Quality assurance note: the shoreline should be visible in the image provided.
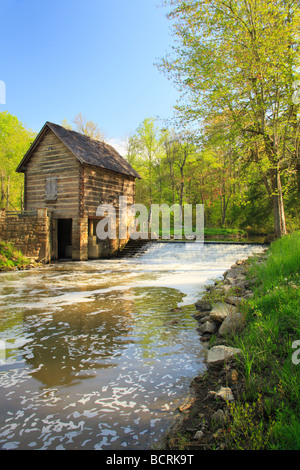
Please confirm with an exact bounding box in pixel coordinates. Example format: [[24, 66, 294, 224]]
[[160, 250, 267, 450], [0, 260, 44, 273]]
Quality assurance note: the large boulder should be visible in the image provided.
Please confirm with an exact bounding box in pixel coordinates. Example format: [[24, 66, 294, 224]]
[[198, 321, 217, 335], [224, 265, 247, 280], [225, 296, 243, 306], [209, 303, 237, 323], [206, 345, 242, 368], [219, 312, 245, 336], [195, 299, 213, 312]]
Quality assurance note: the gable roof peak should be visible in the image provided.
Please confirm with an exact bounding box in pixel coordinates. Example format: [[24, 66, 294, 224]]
[[17, 121, 141, 179]]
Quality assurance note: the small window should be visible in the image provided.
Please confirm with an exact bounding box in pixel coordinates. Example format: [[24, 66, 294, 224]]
[[45, 177, 58, 201]]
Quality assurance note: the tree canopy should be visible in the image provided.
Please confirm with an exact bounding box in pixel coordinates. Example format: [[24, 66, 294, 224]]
[[0, 112, 35, 210], [158, 0, 300, 236]]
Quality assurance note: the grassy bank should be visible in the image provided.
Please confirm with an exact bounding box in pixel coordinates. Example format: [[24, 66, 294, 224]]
[[223, 231, 300, 449], [163, 231, 299, 451], [204, 227, 247, 239], [0, 240, 32, 271], [157, 227, 248, 239]]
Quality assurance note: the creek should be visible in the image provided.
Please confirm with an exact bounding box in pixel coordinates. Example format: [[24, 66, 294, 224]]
[[0, 241, 264, 450]]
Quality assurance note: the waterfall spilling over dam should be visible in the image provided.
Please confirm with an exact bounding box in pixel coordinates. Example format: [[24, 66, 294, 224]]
[[0, 242, 264, 450]]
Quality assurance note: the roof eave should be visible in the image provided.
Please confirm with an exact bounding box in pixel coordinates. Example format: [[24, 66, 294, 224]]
[[16, 121, 142, 180]]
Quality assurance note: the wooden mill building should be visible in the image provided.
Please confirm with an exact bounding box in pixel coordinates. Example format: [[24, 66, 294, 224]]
[[16, 121, 141, 261]]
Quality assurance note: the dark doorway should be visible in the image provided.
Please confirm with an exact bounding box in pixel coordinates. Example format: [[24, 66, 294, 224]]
[[57, 219, 72, 259]]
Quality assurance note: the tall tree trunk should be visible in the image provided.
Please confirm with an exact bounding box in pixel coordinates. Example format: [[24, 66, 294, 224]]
[[221, 195, 226, 226], [6, 175, 10, 210], [179, 173, 184, 207], [0, 171, 5, 206], [271, 170, 287, 237]]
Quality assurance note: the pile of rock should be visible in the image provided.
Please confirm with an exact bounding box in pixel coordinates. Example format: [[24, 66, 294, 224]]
[[194, 259, 255, 344], [192, 259, 256, 414], [163, 256, 264, 450]]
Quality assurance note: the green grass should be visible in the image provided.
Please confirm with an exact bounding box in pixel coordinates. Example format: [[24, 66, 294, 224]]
[[225, 231, 300, 449], [0, 239, 31, 271], [249, 231, 300, 289], [204, 227, 247, 237], [157, 226, 247, 238]]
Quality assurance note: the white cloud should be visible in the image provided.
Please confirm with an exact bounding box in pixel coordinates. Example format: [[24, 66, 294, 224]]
[[106, 137, 129, 157]]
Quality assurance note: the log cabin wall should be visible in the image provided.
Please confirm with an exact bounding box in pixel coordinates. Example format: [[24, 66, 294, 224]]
[[24, 129, 80, 218], [83, 164, 135, 256], [83, 164, 135, 216], [23, 129, 84, 260]]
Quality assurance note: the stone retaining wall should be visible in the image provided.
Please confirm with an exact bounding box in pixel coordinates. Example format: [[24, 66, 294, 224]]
[[0, 208, 51, 263]]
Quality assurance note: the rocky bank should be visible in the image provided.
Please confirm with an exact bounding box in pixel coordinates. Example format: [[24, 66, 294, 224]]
[[161, 251, 266, 450]]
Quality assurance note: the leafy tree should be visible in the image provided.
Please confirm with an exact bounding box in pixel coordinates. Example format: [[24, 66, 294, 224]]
[[159, 0, 300, 236], [126, 118, 164, 210], [0, 112, 35, 210], [161, 128, 179, 205], [161, 128, 197, 206]]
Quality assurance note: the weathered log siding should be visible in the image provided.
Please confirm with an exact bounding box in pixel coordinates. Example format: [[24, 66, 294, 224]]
[[24, 130, 80, 218], [83, 165, 135, 253], [83, 165, 135, 217]]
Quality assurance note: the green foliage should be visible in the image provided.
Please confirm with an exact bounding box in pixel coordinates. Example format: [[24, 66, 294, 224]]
[[225, 394, 276, 450], [0, 239, 31, 270], [204, 227, 246, 237], [249, 230, 300, 289], [228, 232, 300, 449], [126, 118, 198, 208], [126, 116, 272, 232], [159, 0, 300, 236], [0, 112, 35, 210], [270, 409, 300, 450]]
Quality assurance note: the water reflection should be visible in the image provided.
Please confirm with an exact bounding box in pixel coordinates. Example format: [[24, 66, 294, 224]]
[[17, 286, 193, 388], [22, 293, 134, 387]]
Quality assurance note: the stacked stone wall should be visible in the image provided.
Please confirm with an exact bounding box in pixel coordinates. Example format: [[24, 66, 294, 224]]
[[0, 208, 51, 263]]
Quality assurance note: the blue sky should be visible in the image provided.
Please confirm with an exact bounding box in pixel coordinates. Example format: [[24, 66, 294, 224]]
[[0, 0, 179, 153]]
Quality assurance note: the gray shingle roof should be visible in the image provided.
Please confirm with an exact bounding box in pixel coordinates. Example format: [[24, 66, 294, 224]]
[[16, 121, 141, 179]]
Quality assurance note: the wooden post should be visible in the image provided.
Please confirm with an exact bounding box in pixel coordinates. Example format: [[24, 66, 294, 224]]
[[37, 208, 51, 263]]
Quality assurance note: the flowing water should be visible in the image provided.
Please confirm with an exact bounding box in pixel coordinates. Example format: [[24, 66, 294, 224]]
[[0, 241, 264, 450]]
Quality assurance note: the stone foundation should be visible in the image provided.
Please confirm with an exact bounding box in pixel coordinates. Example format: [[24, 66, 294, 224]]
[[0, 209, 130, 263], [0, 208, 51, 263]]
